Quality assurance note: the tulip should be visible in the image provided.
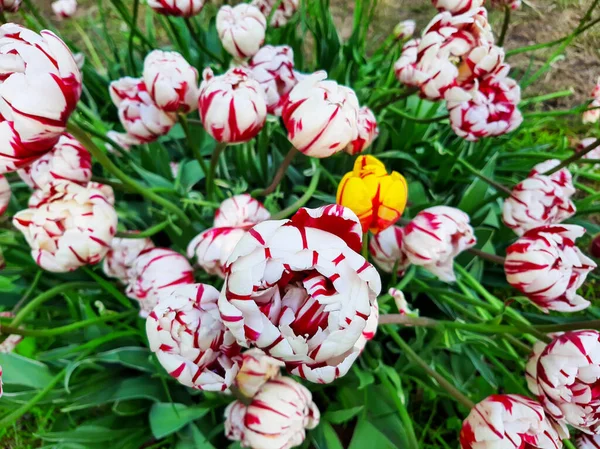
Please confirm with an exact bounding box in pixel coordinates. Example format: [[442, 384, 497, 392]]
[[248, 45, 298, 116], [0, 175, 10, 216], [389, 288, 414, 315], [0, 312, 23, 354], [526, 330, 600, 434], [344, 106, 379, 155], [0, 24, 82, 174], [577, 434, 600, 449], [282, 71, 359, 158], [12, 181, 117, 273], [460, 394, 565, 449], [432, 0, 483, 14], [490, 0, 522, 9], [199, 67, 267, 143], [577, 138, 600, 162], [102, 235, 155, 283], [0, 0, 21, 12], [51, 0, 77, 18], [583, 99, 600, 124], [403, 206, 476, 282], [146, 283, 241, 391], [147, 0, 204, 17], [17, 133, 92, 190], [217, 4, 266, 60], [393, 20, 416, 40], [234, 349, 284, 398], [458, 43, 505, 85], [505, 225, 596, 312], [126, 247, 195, 317], [337, 156, 408, 234], [109, 77, 177, 143], [225, 376, 320, 449], [369, 225, 411, 276], [251, 0, 299, 27], [529, 159, 576, 194], [218, 205, 381, 384], [355, 300, 379, 352], [143, 50, 199, 113]]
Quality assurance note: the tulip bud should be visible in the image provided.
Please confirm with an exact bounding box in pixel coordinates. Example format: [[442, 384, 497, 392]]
[[218, 205, 381, 384], [369, 225, 411, 275], [248, 45, 298, 116], [146, 283, 241, 391], [217, 4, 266, 60], [143, 50, 199, 113], [282, 71, 360, 158], [0, 0, 21, 12], [393, 20, 416, 40], [234, 349, 284, 398], [126, 247, 194, 317], [432, 0, 483, 14], [344, 106, 379, 155], [337, 156, 408, 234], [578, 434, 600, 449], [403, 206, 476, 282], [102, 235, 155, 283], [0, 175, 10, 216], [13, 181, 117, 273], [526, 330, 600, 434], [389, 288, 413, 315], [460, 394, 566, 449], [505, 225, 596, 312], [0, 24, 82, 174], [17, 133, 92, 190], [51, 0, 77, 18], [199, 67, 267, 143], [225, 376, 320, 449], [147, 0, 204, 17], [251, 0, 299, 27]]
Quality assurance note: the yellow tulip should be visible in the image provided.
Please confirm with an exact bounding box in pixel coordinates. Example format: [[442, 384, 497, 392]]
[[336, 155, 408, 234]]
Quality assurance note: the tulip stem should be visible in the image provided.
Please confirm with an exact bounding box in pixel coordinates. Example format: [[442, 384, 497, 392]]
[[362, 233, 369, 259], [11, 270, 43, 314], [467, 248, 505, 265], [542, 138, 600, 175], [498, 5, 511, 47], [255, 147, 299, 196], [67, 122, 191, 225], [389, 332, 476, 409], [374, 88, 419, 111], [115, 219, 172, 239], [179, 114, 210, 178], [271, 162, 321, 220], [206, 142, 228, 201], [456, 158, 513, 196]]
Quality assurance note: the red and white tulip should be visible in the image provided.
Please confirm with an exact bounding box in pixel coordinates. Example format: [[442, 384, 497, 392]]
[[17, 133, 91, 190], [51, 0, 77, 18], [505, 225, 596, 312], [146, 283, 241, 391], [126, 247, 195, 317], [0, 0, 21, 12], [102, 235, 155, 283], [490, 0, 522, 9], [402, 206, 476, 282], [216, 4, 266, 60], [218, 205, 381, 384], [0, 175, 10, 216], [369, 225, 411, 276], [460, 394, 565, 449], [199, 68, 267, 143], [458, 43, 505, 85], [251, 0, 299, 27], [577, 137, 600, 161], [147, 0, 204, 17], [0, 24, 82, 174], [393, 20, 416, 40], [234, 348, 284, 398], [526, 330, 600, 434], [344, 106, 379, 155], [143, 50, 199, 113], [225, 376, 320, 449], [432, 0, 484, 14], [583, 99, 600, 124], [12, 181, 117, 273], [282, 71, 359, 158], [577, 434, 600, 449]]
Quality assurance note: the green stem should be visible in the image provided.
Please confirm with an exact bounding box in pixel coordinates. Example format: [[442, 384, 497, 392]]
[[389, 107, 449, 123], [67, 122, 191, 225], [179, 114, 209, 177], [373, 88, 419, 111], [271, 163, 321, 220], [116, 219, 172, 239], [520, 89, 573, 107], [206, 142, 228, 201], [12, 270, 43, 313], [456, 158, 513, 196], [497, 5, 511, 47], [127, 0, 140, 73], [362, 233, 369, 259], [183, 18, 224, 64], [254, 147, 299, 196], [467, 248, 505, 265], [543, 138, 600, 175]]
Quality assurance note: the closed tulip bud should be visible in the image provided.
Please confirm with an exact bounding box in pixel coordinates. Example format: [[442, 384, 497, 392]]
[[147, 0, 204, 17], [0, 24, 82, 174], [505, 225, 596, 313], [143, 50, 199, 113], [337, 156, 408, 234], [344, 106, 379, 155], [369, 225, 411, 276], [102, 235, 155, 283], [0, 175, 10, 216], [432, 0, 483, 14], [51, 0, 77, 18], [225, 377, 320, 449], [234, 349, 284, 398], [251, 0, 299, 27], [13, 181, 117, 273], [199, 67, 267, 143], [146, 283, 241, 391], [248, 45, 298, 116], [218, 205, 381, 384], [578, 434, 600, 449], [282, 71, 360, 158], [393, 20, 416, 40], [0, 0, 21, 12], [389, 288, 413, 315], [460, 394, 565, 449], [126, 247, 195, 317], [17, 133, 92, 190], [526, 330, 600, 434], [403, 206, 476, 282], [217, 4, 266, 60]]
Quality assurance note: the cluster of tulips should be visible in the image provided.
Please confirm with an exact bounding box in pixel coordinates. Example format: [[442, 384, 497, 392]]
[[0, 0, 598, 448]]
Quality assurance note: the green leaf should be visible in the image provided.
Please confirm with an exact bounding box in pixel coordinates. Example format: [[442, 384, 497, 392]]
[[458, 154, 497, 214], [464, 346, 498, 389], [324, 406, 364, 424], [0, 353, 53, 389], [95, 347, 154, 373], [37, 425, 134, 443], [348, 418, 398, 449], [149, 403, 209, 439], [180, 160, 205, 191]]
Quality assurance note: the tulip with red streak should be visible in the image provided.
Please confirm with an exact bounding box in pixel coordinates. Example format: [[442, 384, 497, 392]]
[[344, 106, 379, 155], [147, 0, 204, 17], [102, 235, 155, 283], [0, 175, 10, 216], [234, 348, 284, 398], [369, 225, 411, 276], [251, 0, 299, 27], [51, 0, 77, 18], [432, 0, 483, 14], [0, 0, 21, 12], [216, 4, 266, 60]]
